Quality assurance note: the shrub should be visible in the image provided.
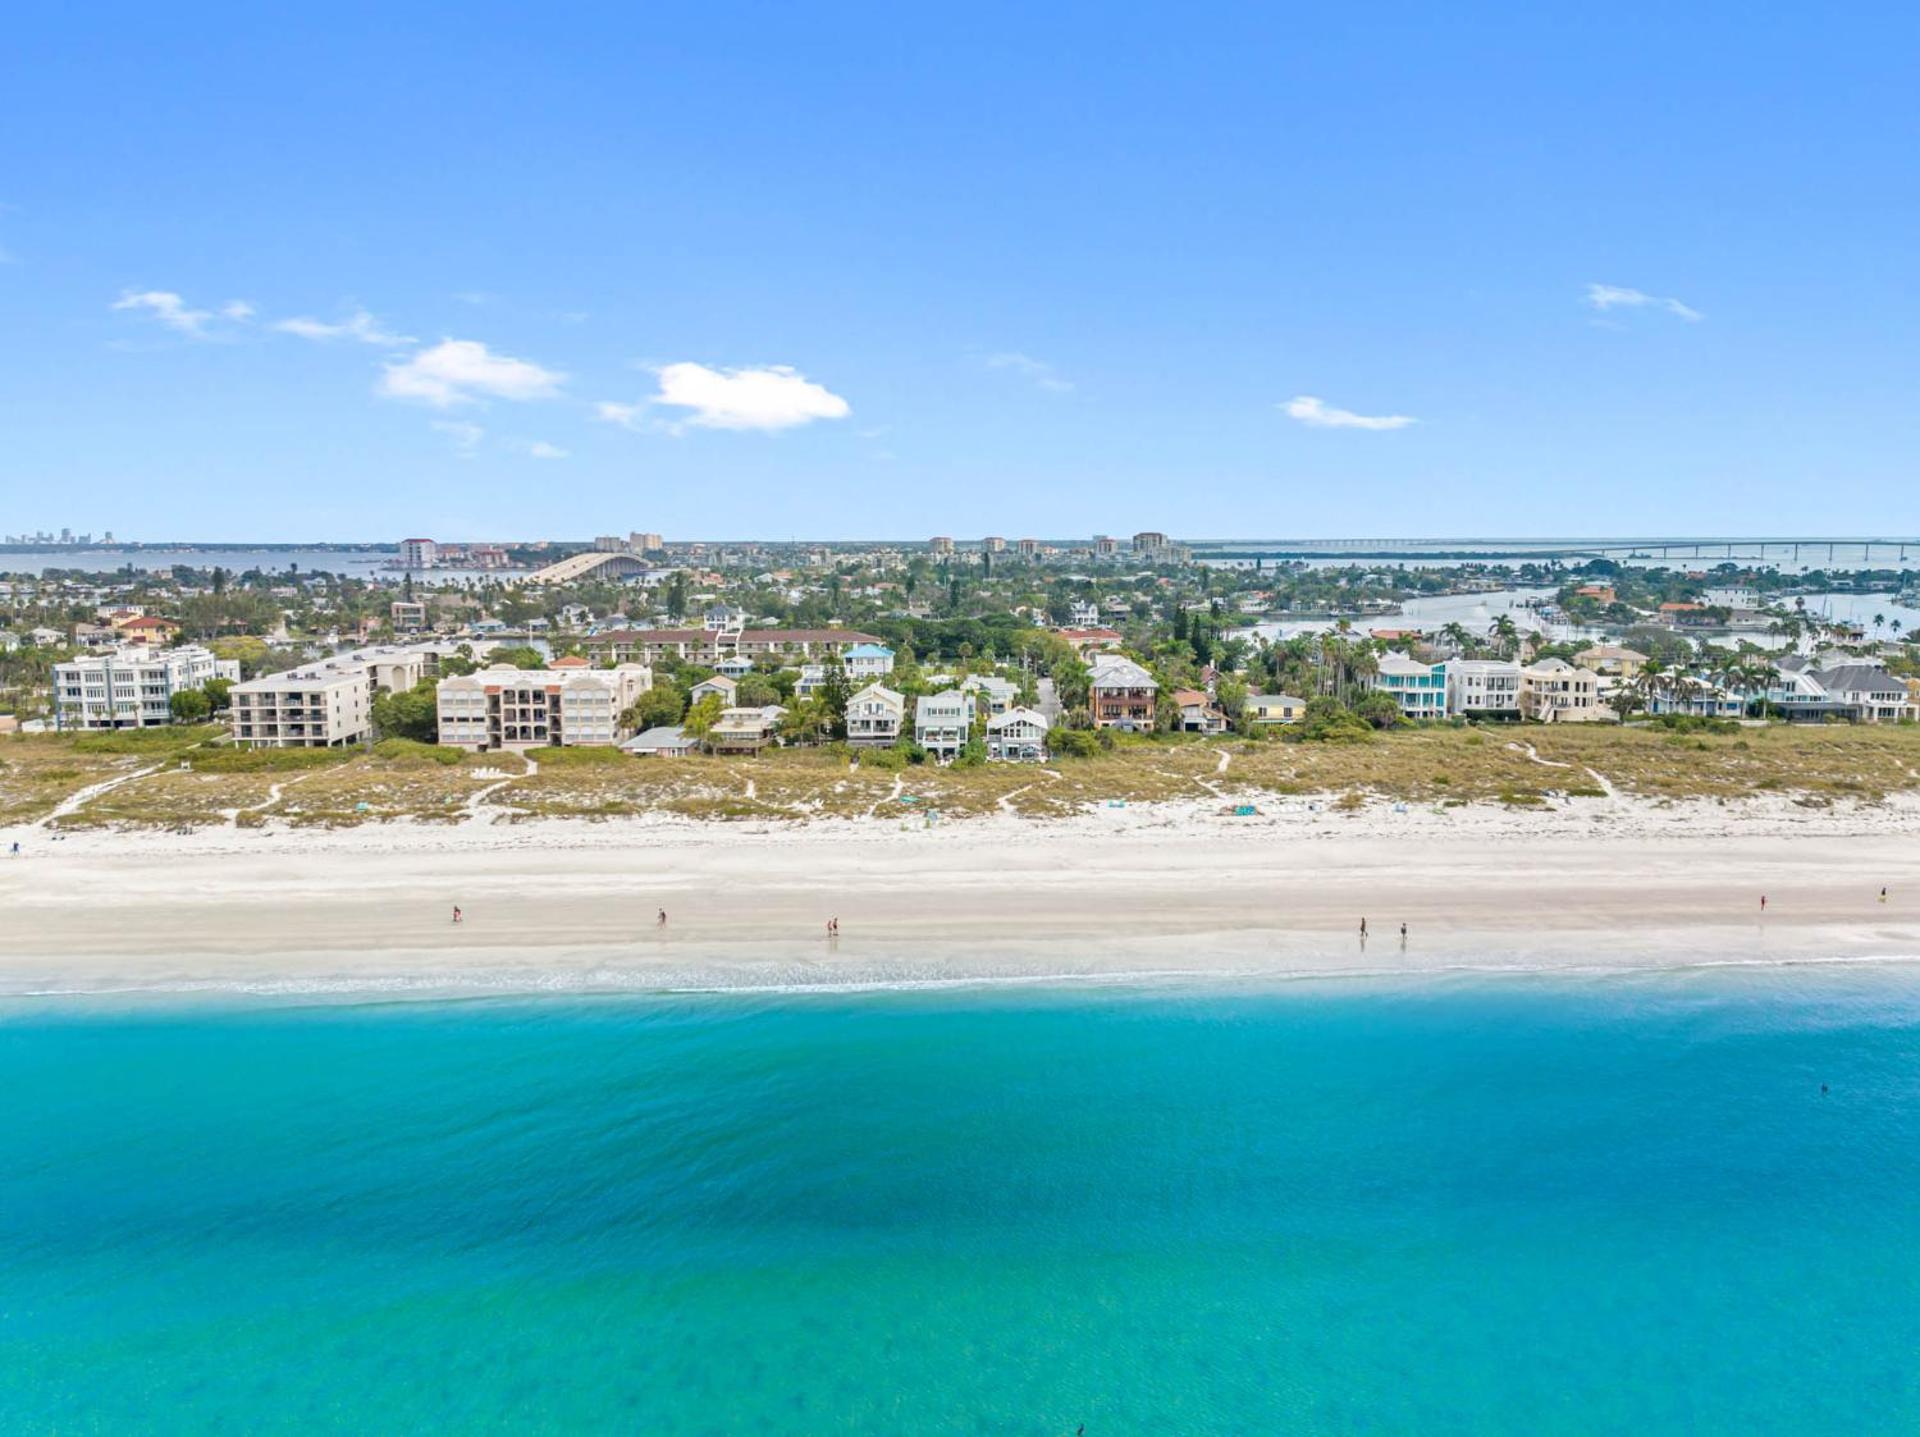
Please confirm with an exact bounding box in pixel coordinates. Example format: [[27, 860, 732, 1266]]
[[1050, 729, 1101, 758], [372, 738, 464, 766]]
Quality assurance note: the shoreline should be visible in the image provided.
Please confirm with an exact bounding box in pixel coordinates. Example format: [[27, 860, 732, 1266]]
[[5, 795, 1918, 997]]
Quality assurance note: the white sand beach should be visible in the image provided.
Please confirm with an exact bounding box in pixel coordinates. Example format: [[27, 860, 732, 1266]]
[[5, 793, 1918, 994]]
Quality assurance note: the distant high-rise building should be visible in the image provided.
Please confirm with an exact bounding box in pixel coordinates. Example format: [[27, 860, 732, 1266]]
[[982, 536, 1007, 553], [399, 538, 438, 569], [1016, 538, 1038, 559], [631, 532, 665, 554], [929, 536, 955, 556], [1093, 535, 1119, 558], [593, 535, 627, 552], [1133, 531, 1171, 560]]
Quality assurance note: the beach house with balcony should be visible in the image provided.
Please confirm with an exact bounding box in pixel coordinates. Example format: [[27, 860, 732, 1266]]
[[846, 683, 905, 747], [1518, 658, 1606, 722], [844, 643, 896, 681], [1445, 659, 1523, 719], [1368, 653, 1447, 720], [1088, 655, 1157, 731], [987, 707, 1051, 762], [708, 705, 785, 754], [915, 690, 975, 761]]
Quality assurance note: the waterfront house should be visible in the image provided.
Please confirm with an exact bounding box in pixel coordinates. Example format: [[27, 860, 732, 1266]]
[[1444, 659, 1523, 719], [620, 725, 700, 758], [1088, 655, 1157, 731], [1368, 653, 1447, 720], [915, 690, 975, 761], [1170, 687, 1228, 735], [708, 705, 785, 754], [987, 707, 1051, 762], [1518, 658, 1606, 722], [713, 655, 756, 678], [1247, 693, 1307, 726], [846, 683, 906, 747]]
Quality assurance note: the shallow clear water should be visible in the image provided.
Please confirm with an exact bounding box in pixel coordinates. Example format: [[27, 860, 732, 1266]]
[[6, 970, 1919, 1433]]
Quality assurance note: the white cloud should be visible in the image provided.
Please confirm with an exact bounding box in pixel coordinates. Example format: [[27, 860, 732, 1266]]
[[380, 338, 565, 406], [636, 361, 851, 432], [595, 401, 645, 430], [986, 351, 1074, 392], [525, 440, 569, 460], [430, 419, 485, 456], [111, 289, 215, 336], [1584, 283, 1702, 323], [276, 308, 413, 346], [222, 300, 256, 321], [1282, 395, 1417, 431]]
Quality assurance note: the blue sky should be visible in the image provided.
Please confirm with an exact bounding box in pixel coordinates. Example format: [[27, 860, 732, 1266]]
[[4, 3, 1917, 542]]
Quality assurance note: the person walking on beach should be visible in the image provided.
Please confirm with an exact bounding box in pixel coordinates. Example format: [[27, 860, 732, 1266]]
[[1359, 917, 1368, 939], [1881, 887, 1889, 904], [1760, 894, 1767, 912], [657, 908, 667, 928], [1399, 922, 1408, 945], [452, 905, 463, 924]]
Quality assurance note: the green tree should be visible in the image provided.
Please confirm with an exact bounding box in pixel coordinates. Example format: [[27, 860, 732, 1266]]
[[625, 683, 687, 730], [371, 680, 440, 742], [169, 687, 213, 723], [202, 677, 234, 712], [683, 692, 726, 739]]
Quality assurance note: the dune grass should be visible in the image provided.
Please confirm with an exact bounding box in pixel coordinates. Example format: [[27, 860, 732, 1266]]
[[12, 721, 1920, 828]]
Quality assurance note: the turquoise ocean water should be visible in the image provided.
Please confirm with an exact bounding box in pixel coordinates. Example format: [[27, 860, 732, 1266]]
[[6, 969, 1920, 1434]]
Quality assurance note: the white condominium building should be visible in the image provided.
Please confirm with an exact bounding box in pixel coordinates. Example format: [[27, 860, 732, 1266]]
[[436, 663, 653, 751], [54, 646, 240, 731], [230, 660, 375, 748]]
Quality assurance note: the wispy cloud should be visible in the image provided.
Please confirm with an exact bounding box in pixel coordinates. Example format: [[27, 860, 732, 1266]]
[[1282, 395, 1417, 431], [110, 289, 242, 338], [986, 351, 1073, 393], [1584, 283, 1703, 323], [523, 439, 569, 460], [276, 308, 413, 346], [601, 362, 851, 433], [430, 419, 485, 457], [380, 338, 565, 406]]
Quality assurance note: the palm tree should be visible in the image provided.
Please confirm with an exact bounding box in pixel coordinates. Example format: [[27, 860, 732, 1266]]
[[1441, 621, 1475, 657], [1489, 614, 1519, 660]]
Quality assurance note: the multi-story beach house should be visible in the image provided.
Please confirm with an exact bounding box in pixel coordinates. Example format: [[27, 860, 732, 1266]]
[[230, 660, 377, 748], [1369, 653, 1448, 720], [1246, 693, 1307, 726], [960, 674, 1018, 717], [1518, 658, 1606, 722], [707, 705, 785, 754], [986, 707, 1051, 762], [1444, 660, 1523, 719], [1088, 655, 1157, 731], [915, 690, 976, 761], [435, 663, 653, 751], [845, 683, 905, 747], [1766, 659, 1910, 723], [54, 646, 240, 731], [1574, 644, 1650, 682], [689, 674, 738, 707], [844, 643, 896, 681], [1169, 687, 1229, 735]]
